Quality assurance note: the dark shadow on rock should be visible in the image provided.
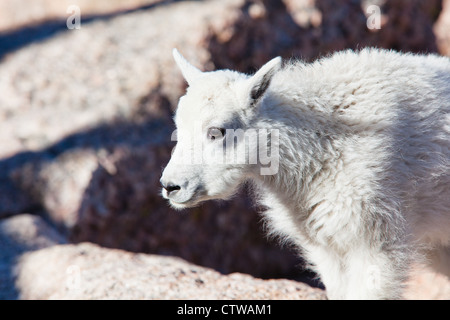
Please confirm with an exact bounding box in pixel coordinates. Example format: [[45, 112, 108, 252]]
[[315, 0, 440, 54], [0, 214, 66, 299], [208, 0, 441, 73], [208, 0, 308, 72], [0, 82, 174, 216]]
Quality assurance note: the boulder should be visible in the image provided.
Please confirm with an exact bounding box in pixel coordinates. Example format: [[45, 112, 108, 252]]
[[405, 264, 450, 300], [0, 214, 66, 299], [0, 0, 163, 32], [0, 214, 324, 299], [434, 0, 450, 56], [15, 242, 326, 300], [208, 0, 442, 71]]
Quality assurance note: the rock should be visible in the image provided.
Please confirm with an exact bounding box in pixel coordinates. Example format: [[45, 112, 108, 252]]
[[0, 214, 323, 299], [208, 0, 442, 71], [435, 0, 450, 56], [0, 214, 66, 251], [11, 149, 99, 229], [0, 214, 66, 299], [15, 242, 326, 300], [0, 0, 215, 159], [405, 263, 450, 300], [0, 0, 163, 32]]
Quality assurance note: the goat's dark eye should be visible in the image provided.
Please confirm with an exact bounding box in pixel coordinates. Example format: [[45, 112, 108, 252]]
[[207, 127, 226, 140]]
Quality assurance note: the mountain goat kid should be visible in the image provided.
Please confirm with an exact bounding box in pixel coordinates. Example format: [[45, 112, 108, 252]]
[[160, 48, 450, 299]]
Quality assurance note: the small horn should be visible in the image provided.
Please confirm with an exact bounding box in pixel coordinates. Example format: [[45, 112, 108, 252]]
[[172, 48, 203, 85]]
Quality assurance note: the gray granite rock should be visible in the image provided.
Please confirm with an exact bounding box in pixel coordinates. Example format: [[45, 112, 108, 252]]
[[435, 0, 450, 56], [0, 215, 323, 300], [0, 214, 66, 299], [15, 242, 326, 300]]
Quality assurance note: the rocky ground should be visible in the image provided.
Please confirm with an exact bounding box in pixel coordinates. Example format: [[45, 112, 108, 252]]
[[1, 214, 326, 299], [0, 0, 449, 300]]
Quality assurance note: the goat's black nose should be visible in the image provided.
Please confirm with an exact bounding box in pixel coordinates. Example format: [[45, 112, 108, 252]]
[[165, 184, 181, 193], [160, 179, 181, 195]]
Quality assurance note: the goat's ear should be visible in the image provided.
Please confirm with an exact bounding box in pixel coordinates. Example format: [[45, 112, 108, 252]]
[[173, 48, 203, 85], [247, 56, 282, 106]]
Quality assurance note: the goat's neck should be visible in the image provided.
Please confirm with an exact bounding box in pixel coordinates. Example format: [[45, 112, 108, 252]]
[[249, 101, 331, 209]]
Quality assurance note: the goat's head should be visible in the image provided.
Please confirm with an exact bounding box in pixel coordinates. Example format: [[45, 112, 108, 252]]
[[160, 49, 281, 209]]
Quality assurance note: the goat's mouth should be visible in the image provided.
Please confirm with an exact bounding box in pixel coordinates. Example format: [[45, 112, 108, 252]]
[[168, 198, 201, 210], [168, 194, 207, 210], [164, 186, 208, 210]]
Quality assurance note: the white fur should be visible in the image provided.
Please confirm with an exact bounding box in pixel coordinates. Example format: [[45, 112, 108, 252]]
[[161, 48, 450, 299]]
